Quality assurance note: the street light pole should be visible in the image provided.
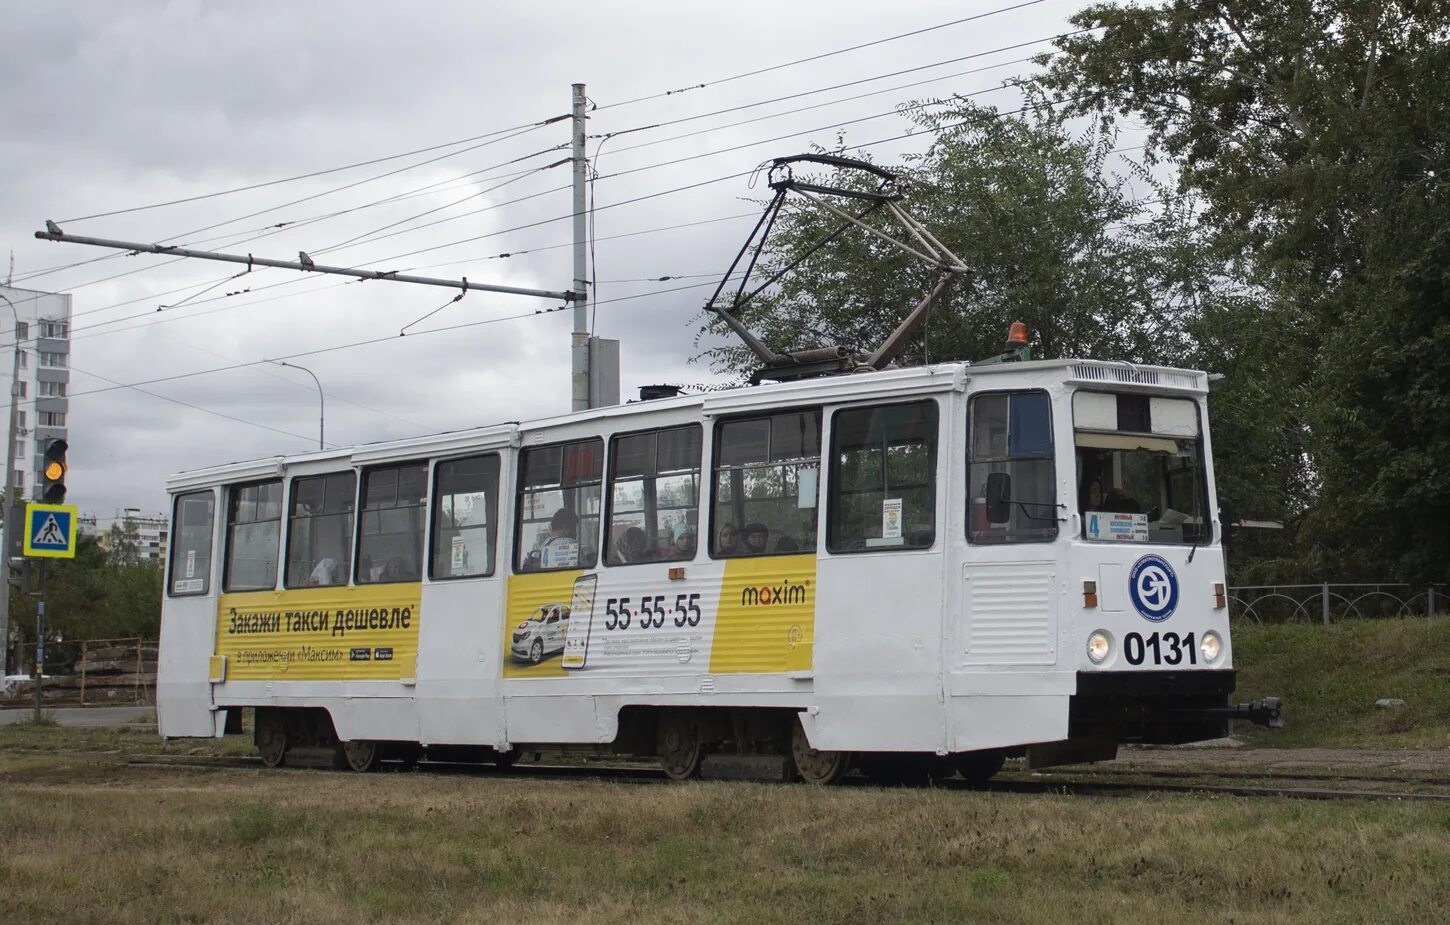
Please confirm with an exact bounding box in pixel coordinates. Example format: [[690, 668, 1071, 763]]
[[0, 292, 21, 682], [273, 361, 324, 450]]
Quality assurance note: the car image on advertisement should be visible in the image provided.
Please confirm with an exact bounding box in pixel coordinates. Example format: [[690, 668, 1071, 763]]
[[511, 604, 571, 664]]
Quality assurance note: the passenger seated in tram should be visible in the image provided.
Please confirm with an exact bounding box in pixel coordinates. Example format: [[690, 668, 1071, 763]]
[[380, 556, 414, 582], [525, 508, 586, 570], [308, 557, 342, 586], [614, 526, 649, 564], [671, 521, 696, 558], [743, 522, 769, 555], [716, 522, 740, 555]]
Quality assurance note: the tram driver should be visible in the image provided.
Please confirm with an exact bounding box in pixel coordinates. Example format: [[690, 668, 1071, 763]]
[[1079, 462, 1143, 515]]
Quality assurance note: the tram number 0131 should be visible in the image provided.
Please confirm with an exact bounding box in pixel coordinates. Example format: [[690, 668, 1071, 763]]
[[1123, 631, 1197, 666], [603, 593, 703, 631]]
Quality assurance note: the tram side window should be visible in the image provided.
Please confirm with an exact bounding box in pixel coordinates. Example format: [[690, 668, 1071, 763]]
[[516, 438, 603, 571], [168, 490, 215, 597], [284, 472, 355, 588], [431, 454, 500, 579], [606, 425, 702, 565], [712, 409, 821, 557], [357, 463, 427, 583], [223, 481, 283, 591], [968, 391, 1058, 544], [828, 401, 938, 552]]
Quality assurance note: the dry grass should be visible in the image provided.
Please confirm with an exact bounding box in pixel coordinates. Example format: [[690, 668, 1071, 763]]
[[2, 736, 1449, 924]]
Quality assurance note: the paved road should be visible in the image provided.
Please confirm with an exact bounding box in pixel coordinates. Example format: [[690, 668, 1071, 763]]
[[0, 705, 153, 726]]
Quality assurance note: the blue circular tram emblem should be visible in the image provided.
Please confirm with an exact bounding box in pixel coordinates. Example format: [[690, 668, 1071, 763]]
[[1129, 555, 1178, 622]]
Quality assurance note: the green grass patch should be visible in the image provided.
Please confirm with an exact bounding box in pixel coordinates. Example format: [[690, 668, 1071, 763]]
[[230, 799, 304, 846], [1233, 618, 1450, 747]]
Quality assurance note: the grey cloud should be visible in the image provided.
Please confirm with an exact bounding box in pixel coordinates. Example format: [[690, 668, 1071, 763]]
[[3, 0, 1079, 518]]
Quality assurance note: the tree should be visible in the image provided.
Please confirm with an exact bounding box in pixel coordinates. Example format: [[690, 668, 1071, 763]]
[[1035, 0, 1450, 582], [106, 520, 142, 567], [699, 96, 1219, 378], [7, 536, 165, 670]]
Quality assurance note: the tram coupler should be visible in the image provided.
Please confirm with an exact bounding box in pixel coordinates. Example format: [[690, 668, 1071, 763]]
[[1231, 697, 1284, 728], [1160, 696, 1283, 730]]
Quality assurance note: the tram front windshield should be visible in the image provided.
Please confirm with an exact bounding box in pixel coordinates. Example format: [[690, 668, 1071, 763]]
[[1073, 392, 1210, 546]]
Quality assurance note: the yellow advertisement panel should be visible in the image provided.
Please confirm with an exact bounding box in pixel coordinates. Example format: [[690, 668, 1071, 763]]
[[710, 554, 815, 674], [501, 554, 816, 679], [215, 584, 423, 681], [502, 570, 581, 679]]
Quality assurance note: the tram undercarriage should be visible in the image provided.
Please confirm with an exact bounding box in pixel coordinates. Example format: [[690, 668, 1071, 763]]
[[237, 687, 1279, 784]]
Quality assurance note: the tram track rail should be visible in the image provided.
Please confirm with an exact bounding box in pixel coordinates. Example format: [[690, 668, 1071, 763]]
[[1026, 765, 1450, 788], [121, 753, 1450, 802]]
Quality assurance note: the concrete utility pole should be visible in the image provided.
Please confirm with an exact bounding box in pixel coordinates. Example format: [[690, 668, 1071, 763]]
[[571, 82, 591, 412], [0, 291, 19, 681]]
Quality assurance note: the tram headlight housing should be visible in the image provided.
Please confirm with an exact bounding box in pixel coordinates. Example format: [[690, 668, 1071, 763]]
[[1087, 631, 1112, 664], [1200, 631, 1223, 663]]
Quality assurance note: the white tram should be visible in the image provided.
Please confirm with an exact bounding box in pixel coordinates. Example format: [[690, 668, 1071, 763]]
[[157, 346, 1280, 782]]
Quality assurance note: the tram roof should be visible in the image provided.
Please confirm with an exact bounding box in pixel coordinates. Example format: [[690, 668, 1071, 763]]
[[166, 357, 1207, 491]]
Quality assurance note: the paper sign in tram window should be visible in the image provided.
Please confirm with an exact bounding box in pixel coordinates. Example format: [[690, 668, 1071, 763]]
[[541, 539, 579, 569], [1086, 511, 1148, 542], [797, 467, 818, 509], [882, 498, 903, 539]]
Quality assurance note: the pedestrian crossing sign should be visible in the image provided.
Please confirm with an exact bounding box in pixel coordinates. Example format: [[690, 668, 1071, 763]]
[[23, 502, 78, 558]]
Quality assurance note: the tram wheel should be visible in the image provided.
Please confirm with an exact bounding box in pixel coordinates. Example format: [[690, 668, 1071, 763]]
[[657, 711, 704, 781], [790, 716, 849, 785], [338, 739, 380, 773], [955, 750, 1006, 785], [254, 709, 288, 768], [493, 748, 520, 770]]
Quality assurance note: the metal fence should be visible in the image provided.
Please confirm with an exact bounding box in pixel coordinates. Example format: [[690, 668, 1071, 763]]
[[1229, 584, 1446, 624]]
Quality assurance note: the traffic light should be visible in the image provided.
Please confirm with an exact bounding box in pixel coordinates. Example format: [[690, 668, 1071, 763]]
[[6, 558, 28, 592], [41, 438, 67, 503]]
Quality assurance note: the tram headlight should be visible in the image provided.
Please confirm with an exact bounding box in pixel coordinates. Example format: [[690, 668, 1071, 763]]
[[1087, 631, 1112, 664], [1200, 631, 1223, 663]]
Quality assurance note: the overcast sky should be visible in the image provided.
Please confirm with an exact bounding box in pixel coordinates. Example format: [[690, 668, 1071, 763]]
[[0, 0, 1088, 521]]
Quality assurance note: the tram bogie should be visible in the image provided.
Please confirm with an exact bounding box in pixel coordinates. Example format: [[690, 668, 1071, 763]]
[[158, 356, 1278, 782]]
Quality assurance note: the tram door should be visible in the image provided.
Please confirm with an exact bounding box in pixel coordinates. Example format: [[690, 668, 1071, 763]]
[[950, 388, 1073, 750], [812, 398, 954, 752], [159, 488, 225, 737], [415, 452, 507, 747]]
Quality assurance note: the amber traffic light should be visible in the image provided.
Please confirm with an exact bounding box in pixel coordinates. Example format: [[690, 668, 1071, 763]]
[[41, 438, 67, 503]]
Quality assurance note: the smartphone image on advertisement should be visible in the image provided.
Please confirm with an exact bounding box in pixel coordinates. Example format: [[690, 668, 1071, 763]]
[[561, 573, 598, 670]]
